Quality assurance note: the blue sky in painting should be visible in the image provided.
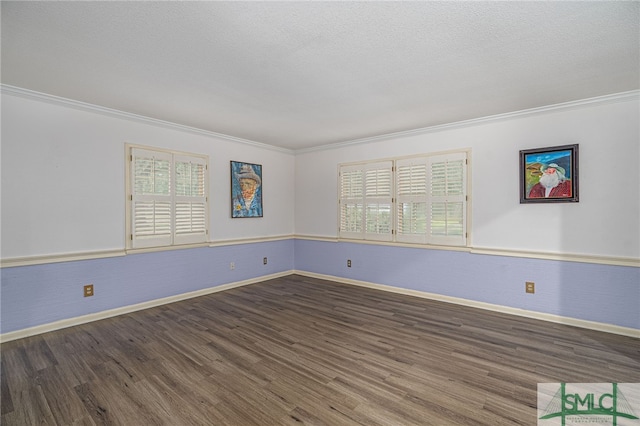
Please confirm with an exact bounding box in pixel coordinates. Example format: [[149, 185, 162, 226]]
[[525, 150, 571, 164], [525, 149, 572, 179]]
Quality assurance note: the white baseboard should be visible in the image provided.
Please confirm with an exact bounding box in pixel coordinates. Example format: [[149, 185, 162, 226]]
[[0, 270, 294, 343], [293, 270, 640, 339]]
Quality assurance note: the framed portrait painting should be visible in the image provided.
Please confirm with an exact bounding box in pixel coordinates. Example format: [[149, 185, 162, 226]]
[[520, 144, 579, 203], [231, 161, 263, 218]]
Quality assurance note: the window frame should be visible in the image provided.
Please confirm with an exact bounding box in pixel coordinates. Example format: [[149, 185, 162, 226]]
[[338, 149, 470, 247], [126, 144, 209, 250]]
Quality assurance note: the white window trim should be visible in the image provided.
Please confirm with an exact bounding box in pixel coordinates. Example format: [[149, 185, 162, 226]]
[[338, 149, 470, 247], [125, 144, 209, 250]]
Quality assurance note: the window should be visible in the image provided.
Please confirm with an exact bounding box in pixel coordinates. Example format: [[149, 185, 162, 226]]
[[339, 161, 393, 241], [339, 151, 468, 247], [127, 146, 208, 249]]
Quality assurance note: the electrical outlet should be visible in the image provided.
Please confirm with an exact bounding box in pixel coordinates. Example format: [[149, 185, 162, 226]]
[[230, 262, 235, 270], [263, 257, 268, 265], [526, 281, 535, 294], [347, 259, 352, 268], [84, 284, 94, 297]]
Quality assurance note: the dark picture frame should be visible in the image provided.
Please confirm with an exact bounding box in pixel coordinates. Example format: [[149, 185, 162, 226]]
[[231, 161, 263, 218], [519, 144, 579, 203]]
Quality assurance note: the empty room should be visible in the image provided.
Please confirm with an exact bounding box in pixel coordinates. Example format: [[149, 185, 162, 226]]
[[1, 2, 639, 425]]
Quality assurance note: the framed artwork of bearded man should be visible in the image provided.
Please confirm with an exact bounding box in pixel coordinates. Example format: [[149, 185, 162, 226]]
[[231, 161, 263, 217], [520, 144, 579, 203]]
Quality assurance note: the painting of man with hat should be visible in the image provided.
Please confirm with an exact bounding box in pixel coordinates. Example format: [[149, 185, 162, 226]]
[[528, 163, 572, 198], [520, 144, 578, 203], [231, 161, 263, 217]]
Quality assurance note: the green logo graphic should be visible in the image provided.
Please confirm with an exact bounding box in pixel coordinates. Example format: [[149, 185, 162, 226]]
[[539, 383, 639, 426]]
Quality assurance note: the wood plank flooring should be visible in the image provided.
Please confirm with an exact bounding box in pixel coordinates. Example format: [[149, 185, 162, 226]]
[[2, 274, 639, 425]]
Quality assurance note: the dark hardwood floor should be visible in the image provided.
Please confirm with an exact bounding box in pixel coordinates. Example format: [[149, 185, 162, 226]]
[[2, 274, 639, 425]]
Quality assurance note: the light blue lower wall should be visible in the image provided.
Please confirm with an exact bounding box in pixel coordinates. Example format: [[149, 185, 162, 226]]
[[1, 240, 294, 334], [294, 239, 640, 330], [3, 238, 638, 335]]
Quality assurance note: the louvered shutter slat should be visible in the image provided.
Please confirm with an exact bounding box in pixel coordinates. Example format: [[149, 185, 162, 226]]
[[176, 202, 206, 234], [427, 153, 467, 246], [340, 203, 363, 233], [366, 203, 391, 234], [339, 162, 393, 240], [174, 157, 208, 245], [362, 162, 393, 241], [339, 166, 365, 239], [396, 158, 428, 243], [341, 170, 363, 198], [131, 149, 173, 248], [398, 201, 427, 235]]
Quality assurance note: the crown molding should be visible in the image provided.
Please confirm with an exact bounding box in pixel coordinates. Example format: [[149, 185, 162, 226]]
[[0, 84, 295, 155], [3, 84, 637, 156], [295, 90, 640, 154]]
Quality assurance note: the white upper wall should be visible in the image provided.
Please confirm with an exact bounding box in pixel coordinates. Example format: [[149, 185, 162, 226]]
[[295, 96, 640, 259], [1, 93, 295, 259], [2, 91, 638, 260]]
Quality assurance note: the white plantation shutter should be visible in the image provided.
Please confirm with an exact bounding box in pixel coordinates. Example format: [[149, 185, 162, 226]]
[[174, 156, 207, 245], [427, 152, 467, 246], [339, 161, 393, 241], [339, 151, 468, 246], [129, 147, 208, 249], [363, 162, 393, 241], [131, 148, 173, 248], [396, 157, 428, 244], [339, 166, 364, 239]]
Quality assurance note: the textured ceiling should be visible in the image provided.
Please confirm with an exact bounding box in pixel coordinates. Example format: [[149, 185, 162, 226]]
[[2, 1, 639, 151]]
